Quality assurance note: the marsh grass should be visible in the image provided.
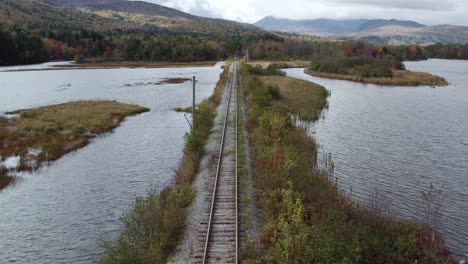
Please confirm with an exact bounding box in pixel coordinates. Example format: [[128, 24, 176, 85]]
[[100, 61, 232, 264], [0, 100, 149, 190], [260, 76, 329, 121], [306, 69, 449, 87], [240, 63, 449, 263], [248, 60, 309, 69]]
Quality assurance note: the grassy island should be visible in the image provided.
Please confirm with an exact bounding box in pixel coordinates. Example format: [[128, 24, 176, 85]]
[[0, 100, 149, 190], [305, 68, 448, 87], [307, 54, 448, 87]]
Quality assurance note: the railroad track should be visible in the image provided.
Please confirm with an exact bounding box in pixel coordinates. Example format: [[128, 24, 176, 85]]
[[194, 59, 238, 264]]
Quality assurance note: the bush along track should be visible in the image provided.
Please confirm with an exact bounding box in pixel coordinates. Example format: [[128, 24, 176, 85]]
[[239, 61, 452, 263], [99, 62, 231, 264]]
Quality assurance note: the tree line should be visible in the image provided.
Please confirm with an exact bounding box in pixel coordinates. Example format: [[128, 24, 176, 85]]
[[0, 25, 240, 66], [2, 22, 468, 66]]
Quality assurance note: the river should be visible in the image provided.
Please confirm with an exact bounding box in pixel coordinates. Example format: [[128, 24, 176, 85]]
[[0, 62, 224, 263], [284, 59, 468, 259]]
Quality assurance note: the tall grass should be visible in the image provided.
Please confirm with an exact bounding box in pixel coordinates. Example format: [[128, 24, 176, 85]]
[[99, 62, 231, 264], [240, 62, 448, 263], [305, 68, 448, 87]]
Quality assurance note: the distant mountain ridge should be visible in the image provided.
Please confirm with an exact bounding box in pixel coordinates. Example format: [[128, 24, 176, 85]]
[[254, 16, 368, 36], [356, 19, 425, 31], [254, 16, 426, 36], [254, 16, 468, 44]]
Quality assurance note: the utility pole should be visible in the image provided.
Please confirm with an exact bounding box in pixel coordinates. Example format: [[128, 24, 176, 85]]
[[192, 76, 197, 131]]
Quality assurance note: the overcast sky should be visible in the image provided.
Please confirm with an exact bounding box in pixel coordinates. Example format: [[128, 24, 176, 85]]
[[138, 0, 468, 26]]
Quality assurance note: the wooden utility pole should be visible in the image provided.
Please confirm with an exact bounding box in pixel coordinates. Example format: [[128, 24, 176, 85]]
[[192, 76, 196, 131]]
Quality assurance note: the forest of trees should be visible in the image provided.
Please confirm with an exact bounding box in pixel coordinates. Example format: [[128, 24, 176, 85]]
[[391, 44, 468, 61], [307, 41, 405, 78], [2, 21, 468, 67], [0, 24, 240, 66], [246, 39, 405, 78], [0, 25, 49, 65]]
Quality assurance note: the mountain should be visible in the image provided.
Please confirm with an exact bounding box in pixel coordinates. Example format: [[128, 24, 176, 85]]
[[254, 17, 425, 36], [43, 0, 262, 36], [0, 0, 141, 31], [255, 16, 468, 44], [254, 16, 368, 36], [344, 25, 468, 45], [356, 19, 425, 31], [0, 0, 263, 37], [81, 1, 195, 19]]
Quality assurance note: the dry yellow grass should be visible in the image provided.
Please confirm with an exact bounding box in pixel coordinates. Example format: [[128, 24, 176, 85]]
[[305, 69, 448, 87], [0, 100, 149, 189], [260, 76, 329, 121], [248, 60, 309, 69]]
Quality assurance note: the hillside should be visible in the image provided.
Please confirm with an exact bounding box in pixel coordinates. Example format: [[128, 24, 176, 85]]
[[0, 0, 280, 66], [356, 19, 425, 31], [343, 25, 468, 45], [0, 0, 264, 37], [74, 0, 262, 36], [0, 0, 140, 31], [45, 0, 124, 6], [254, 17, 424, 36], [255, 16, 468, 44]]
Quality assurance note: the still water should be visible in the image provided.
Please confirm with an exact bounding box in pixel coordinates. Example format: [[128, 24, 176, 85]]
[[0, 62, 224, 263], [284, 59, 468, 259]]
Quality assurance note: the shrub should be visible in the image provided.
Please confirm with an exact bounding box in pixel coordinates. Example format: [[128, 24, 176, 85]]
[[241, 65, 447, 263]]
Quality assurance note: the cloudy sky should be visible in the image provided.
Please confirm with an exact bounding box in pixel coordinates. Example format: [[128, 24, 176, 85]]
[[138, 0, 468, 26]]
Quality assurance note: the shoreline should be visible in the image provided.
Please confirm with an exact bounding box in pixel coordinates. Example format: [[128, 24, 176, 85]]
[[56, 61, 218, 69], [0, 61, 219, 72]]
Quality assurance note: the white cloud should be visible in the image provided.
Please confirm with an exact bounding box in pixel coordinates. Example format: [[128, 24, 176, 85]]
[[136, 0, 468, 26]]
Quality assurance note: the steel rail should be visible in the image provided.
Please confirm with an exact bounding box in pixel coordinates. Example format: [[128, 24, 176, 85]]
[[202, 59, 238, 264]]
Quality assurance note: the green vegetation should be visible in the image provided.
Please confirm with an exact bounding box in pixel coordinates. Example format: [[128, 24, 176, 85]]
[[100, 62, 231, 264], [305, 42, 448, 86], [307, 43, 404, 79], [0, 101, 149, 190], [240, 63, 449, 263], [305, 68, 448, 87], [260, 76, 329, 121], [309, 55, 400, 78], [0, 0, 275, 66], [248, 60, 309, 69], [395, 44, 468, 60]]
